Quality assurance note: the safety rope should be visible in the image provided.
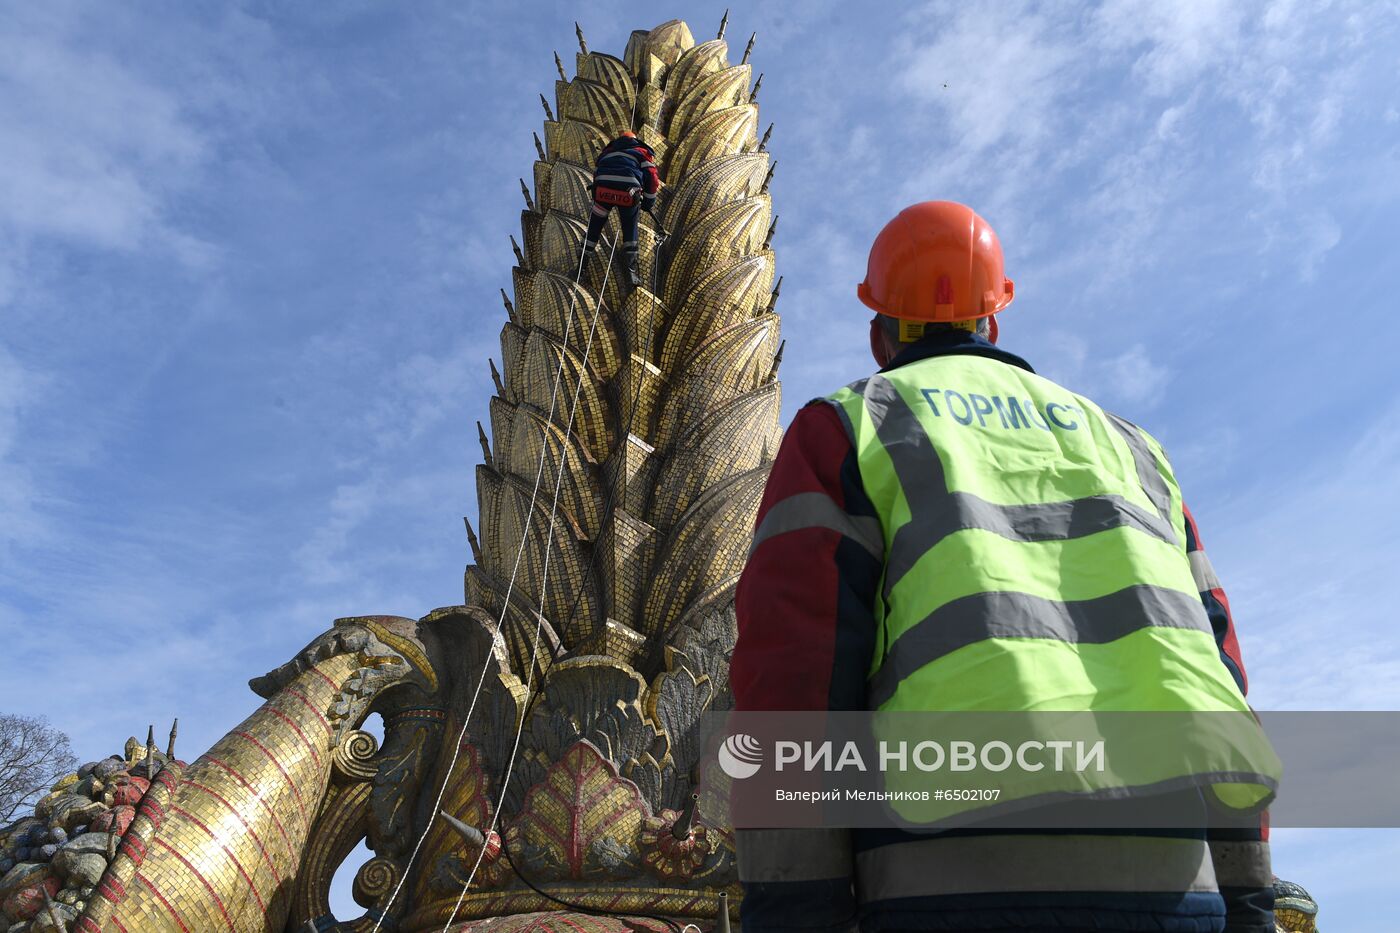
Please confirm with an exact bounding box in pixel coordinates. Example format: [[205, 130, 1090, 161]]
[[438, 229, 623, 932], [498, 223, 665, 729], [428, 74, 724, 931], [372, 64, 677, 933], [368, 236, 598, 933], [432, 78, 693, 933], [479, 252, 684, 933]]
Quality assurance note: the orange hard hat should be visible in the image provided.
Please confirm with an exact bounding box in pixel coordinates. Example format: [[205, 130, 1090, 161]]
[[619, 130, 637, 138], [858, 201, 1014, 323]]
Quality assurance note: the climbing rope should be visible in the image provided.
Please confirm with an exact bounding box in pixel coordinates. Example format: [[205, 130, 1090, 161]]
[[430, 81, 656, 933], [369, 233, 605, 933], [441, 224, 679, 933], [501, 221, 667, 684], [371, 66, 694, 933], [438, 225, 627, 931]]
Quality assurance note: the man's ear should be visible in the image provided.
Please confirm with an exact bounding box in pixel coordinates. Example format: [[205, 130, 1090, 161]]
[[870, 316, 891, 367]]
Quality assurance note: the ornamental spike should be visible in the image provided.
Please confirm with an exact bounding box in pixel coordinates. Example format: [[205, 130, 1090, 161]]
[[750, 72, 764, 102], [533, 130, 547, 162], [717, 9, 729, 40], [500, 288, 515, 318], [442, 809, 486, 849], [768, 338, 786, 381], [742, 32, 756, 65], [554, 50, 567, 82], [716, 891, 732, 933], [767, 277, 783, 312], [477, 421, 492, 467], [41, 884, 64, 928], [761, 160, 777, 194], [575, 22, 587, 55], [539, 93, 555, 123], [489, 356, 505, 394], [763, 215, 778, 250], [166, 718, 178, 760], [519, 178, 535, 212], [759, 122, 774, 151], [145, 724, 155, 777], [510, 234, 525, 266], [670, 792, 700, 840], [464, 517, 482, 564]]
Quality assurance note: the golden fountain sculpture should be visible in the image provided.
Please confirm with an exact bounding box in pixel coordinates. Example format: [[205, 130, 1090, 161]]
[[0, 17, 1319, 933], [6, 18, 777, 933]]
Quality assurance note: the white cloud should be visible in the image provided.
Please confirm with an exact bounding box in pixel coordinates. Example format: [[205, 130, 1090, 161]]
[[1103, 343, 1170, 406], [1208, 400, 1400, 711], [361, 346, 490, 452], [1298, 210, 1343, 281], [1033, 331, 1090, 390], [896, 2, 1077, 155], [1034, 337, 1169, 411], [887, 0, 1385, 307], [1164, 425, 1240, 489], [1154, 100, 1191, 141], [0, 8, 210, 264], [1093, 0, 1246, 94], [295, 475, 385, 585], [778, 221, 875, 398], [0, 5, 237, 575], [0, 345, 47, 554]]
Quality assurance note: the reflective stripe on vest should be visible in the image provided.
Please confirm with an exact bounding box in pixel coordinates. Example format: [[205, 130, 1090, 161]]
[[737, 829, 853, 883], [1208, 839, 1273, 889], [750, 491, 884, 560], [825, 354, 1279, 815], [855, 835, 1217, 900], [826, 357, 1241, 714]]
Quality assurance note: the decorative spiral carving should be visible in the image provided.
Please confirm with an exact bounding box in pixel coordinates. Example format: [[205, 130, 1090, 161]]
[[354, 856, 401, 906], [333, 729, 380, 782]]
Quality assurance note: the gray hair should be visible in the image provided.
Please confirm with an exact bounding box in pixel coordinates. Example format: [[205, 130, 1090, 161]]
[[879, 315, 990, 344]]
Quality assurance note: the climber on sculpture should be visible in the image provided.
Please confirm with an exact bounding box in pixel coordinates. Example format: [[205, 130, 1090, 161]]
[[730, 202, 1279, 932], [581, 130, 661, 286]]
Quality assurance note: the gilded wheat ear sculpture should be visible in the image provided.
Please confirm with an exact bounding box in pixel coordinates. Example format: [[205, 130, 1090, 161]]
[[4, 18, 777, 933], [466, 20, 781, 675], [400, 19, 782, 927]]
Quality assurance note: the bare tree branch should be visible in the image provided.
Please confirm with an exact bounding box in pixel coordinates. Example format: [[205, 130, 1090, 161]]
[[0, 713, 77, 823]]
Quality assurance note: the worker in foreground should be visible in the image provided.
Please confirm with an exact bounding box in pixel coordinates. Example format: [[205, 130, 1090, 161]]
[[731, 202, 1275, 932], [580, 129, 660, 286]]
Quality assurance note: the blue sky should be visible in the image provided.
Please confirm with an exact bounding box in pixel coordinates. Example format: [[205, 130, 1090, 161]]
[[2, 0, 1398, 923]]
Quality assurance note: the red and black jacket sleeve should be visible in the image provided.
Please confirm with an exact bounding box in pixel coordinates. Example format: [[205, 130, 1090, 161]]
[[731, 401, 881, 932], [634, 143, 660, 207], [1183, 505, 1247, 695], [1185, 504, 1275, 931], [734, 400, 883, 714]]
